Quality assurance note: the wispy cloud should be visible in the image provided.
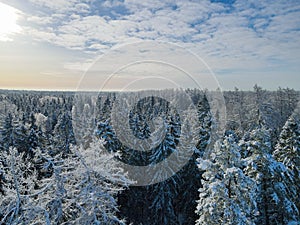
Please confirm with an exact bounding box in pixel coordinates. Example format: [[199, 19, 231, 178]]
[[1, 0, 299, 89]]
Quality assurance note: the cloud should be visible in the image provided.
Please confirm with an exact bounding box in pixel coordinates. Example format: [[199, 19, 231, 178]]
[[64, 61, 93, 72], [8, 0, 300, 48], [4, 0, 299, 89], [28, 0, 81, 13], [0, 2, 22, 41]]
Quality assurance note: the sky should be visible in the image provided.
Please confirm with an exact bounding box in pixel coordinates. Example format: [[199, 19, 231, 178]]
[[0, 0, 299, 91]]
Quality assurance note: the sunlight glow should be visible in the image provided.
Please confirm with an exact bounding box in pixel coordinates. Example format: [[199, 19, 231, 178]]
[[0, 2, 21, 41]]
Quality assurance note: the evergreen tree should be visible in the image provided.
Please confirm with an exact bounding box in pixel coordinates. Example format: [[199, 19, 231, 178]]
[[69, 138, 131, 224], [274, 116, 300, 182], [174, 94, 212, 224], [0, 147, 43, 224], [196, 132, 257, 225], [274, 115, 300, 215], [53, 112, 76, 156], [1, 113, 15, 151], [0, 113, 27, 153], [242, 126, 299, 224], [0, 142, 130, 224], [72, 96, 96, 149]]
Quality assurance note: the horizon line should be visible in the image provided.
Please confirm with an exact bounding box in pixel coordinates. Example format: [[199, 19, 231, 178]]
[[0, 86, 300, 93]]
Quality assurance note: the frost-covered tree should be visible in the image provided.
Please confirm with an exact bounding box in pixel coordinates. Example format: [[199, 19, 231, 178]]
[[242, 126, 299, 224], [196, 132, 257, 225], [53, 112, 76, 156], [0, 139, 130, 224], [69, 138, 131, 224], [138, 95, 182, 225], [1, 113, 17, 151], [274, 87, 299, 128], [274, 115, 300, 214], [24, 113, 39, 158], [31, 138, 131, 225], [174, 94, 212, 224], [1, 88, 300, 225], [0, 147, 46, 224], [274, 116, 300, 182], [72, 95, 97, 149]]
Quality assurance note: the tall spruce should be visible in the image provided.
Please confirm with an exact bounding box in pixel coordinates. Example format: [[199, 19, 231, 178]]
[[196, 132, 257, 225], [242, 126, 299, 224], [274, 115, 300, 218]]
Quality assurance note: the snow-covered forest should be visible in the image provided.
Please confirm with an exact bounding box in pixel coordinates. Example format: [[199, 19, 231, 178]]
[[0, 86, 299, 225]]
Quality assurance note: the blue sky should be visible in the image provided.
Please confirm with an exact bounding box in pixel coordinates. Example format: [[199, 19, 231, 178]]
[[0, 0, 299, 90]]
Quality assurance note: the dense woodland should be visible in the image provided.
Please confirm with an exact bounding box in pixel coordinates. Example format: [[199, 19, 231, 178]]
[[0, 86, 299, 225]]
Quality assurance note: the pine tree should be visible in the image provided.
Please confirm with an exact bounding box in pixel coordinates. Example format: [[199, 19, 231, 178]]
[[174, 94, 212, 224], [0, 113, 27, 153], [53, 112, 76, 156], [69, 138, 131, 224], [274, 115, 300, 217], [274, 116, 300, 182], [0, 147, 44, 224], [196, 132, 257, 225], [0, 141, 130, 224], [1, 113, 15, 151], [25, 112, 39, 158], [242, 126, 299, 224], [139, 95, 182, 225], [72, 97, 96, 149]]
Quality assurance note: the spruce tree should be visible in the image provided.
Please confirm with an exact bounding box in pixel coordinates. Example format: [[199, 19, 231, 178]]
[[196, 132, 257, 225], [53, 112, 76, 156], [242, 126, 299, 224], [274, 116, 300, 183], [274, 115, 300, 218]]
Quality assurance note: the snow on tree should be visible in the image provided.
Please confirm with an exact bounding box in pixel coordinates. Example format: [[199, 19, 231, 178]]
[[1, 88, 300, 225], [132, 93, 182, 224], [142, 91, 202, 225], [0, 139, 130, 224], [72, 94, 97, 149], [242, 126, 299, 224], [0, 147, 47, 224], [1, 113, 17, 151], [196, 132, 257, 225], [274, 87, 299, 128], [32, 137, 130, 224], [53, 112, 76, 156], [274, 116, 300, 182], [69, 138, 131, 224], [274, 115, 300, 218], [34, 112, 48, 133], [174, 94, 212, 224]]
